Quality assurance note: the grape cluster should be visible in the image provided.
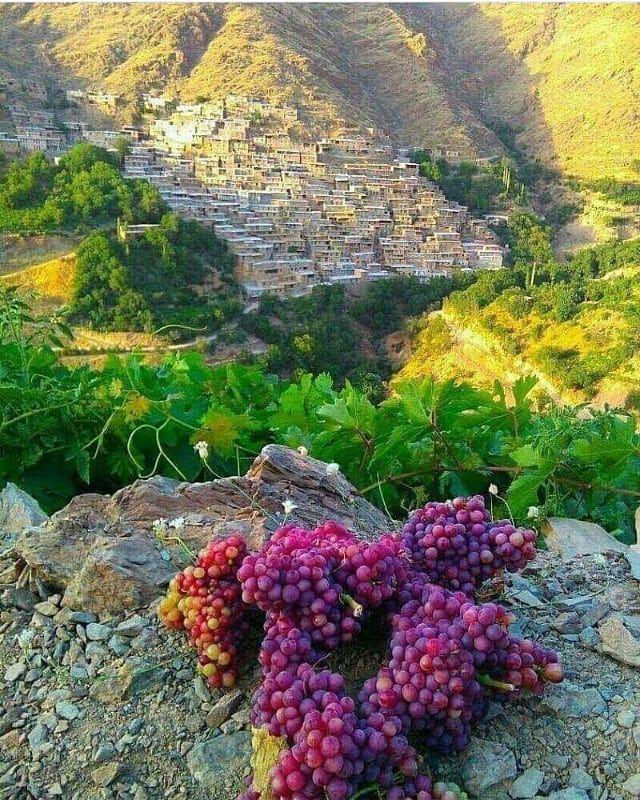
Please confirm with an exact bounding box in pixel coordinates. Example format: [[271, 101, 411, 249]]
[[238, 522, 406, 651], [158, 533, 248, 687], [159, 493, 562, 800], [400, 496, 537, 595], [358, 580, 563, 754]]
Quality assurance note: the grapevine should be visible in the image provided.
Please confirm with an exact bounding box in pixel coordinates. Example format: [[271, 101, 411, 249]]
[[160, 495, 564, 799]]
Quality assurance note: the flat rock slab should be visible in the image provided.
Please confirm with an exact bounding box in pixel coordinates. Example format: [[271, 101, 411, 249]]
[[15, 445, 390, 613], [0, 482, 47, 544], [460, 737, 517, 794], [597, 616, 640, 667], [542, 517, 628, 561], [187, 730, 251, 796]]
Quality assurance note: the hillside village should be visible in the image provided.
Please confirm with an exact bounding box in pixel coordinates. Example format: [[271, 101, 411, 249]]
[[0, 86, 503, 300]]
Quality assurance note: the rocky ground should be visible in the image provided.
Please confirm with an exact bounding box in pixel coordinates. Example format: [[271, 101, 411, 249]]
[[1, 448, 639, 800]]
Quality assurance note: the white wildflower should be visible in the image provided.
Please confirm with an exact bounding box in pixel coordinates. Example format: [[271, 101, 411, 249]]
[[297, 445, 309, 457], [488, 483, 499, 496], [527, 506, 540, 519], [194, 440, 209, 460], [168, 517, 185, 529], [326, 462, 340, 477], [282, 499, 297, 516], [152, 518, 166, 532]]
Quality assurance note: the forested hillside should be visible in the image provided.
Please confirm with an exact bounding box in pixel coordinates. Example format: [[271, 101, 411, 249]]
[[399, 231, 640, 410]]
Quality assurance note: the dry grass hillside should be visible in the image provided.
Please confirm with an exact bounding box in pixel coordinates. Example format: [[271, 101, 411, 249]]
[[2, 3, 638, 175]]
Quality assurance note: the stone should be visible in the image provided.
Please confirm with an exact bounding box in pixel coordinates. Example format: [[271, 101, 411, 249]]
[[552, 612, 581, 634], [89, 673, 131, 704], [542, 683, 607, 718], [622, 774, 640, 795], [90, 763, 121, 787], [569, 769, 595, 790], [15, 446, 388, 613], [511, 589, 545, 609], [27, 723, 48, 750], [510, 768, 545, 798], [55, 701, 80, 720], [187, 730, 251, 793], [4, 662, 26, 683], [206, 690, 243, 729], [93, 744, 117, 763], [542, 517, 628, 560], [127, 663, 168, 697], [460, 738, 517, 795], [548, 791, 590, 800], [33, 601, 58, 616], [115, 615, 147, 637], [617, 709, 636, 728], [597, 617, 640, 667], [0, 482, 47, 545], [627, 545, 640, 581], [86, 623, 111, 641]]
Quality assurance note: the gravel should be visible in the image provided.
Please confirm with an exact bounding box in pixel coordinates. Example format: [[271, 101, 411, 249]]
[[0, 551, 638, 799]]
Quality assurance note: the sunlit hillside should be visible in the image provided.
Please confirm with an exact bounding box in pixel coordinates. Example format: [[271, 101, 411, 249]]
[[2, 4, 639, 176], [398, 262, 640, 410]]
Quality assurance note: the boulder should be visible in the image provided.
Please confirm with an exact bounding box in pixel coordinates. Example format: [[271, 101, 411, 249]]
[[541, 517, 627, 560], [0, 482, 47, 546], [15, 445, 390, 613]]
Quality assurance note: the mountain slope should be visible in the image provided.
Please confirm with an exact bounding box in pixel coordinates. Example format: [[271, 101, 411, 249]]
[[1, 3, 639, 177]]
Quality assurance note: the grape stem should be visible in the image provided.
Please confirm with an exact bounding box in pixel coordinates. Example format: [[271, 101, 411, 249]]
[[349, 785, 381, 800], [478, 674, 516, 692], [340, 593, 364, 617]]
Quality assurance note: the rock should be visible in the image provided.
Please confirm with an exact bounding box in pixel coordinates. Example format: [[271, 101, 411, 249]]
[[62, 535, 177, 613], [627, 545, 640, 580], [27, 723, 48, 750], [55, 701, 80, 720], [4, 662, 26, 683], [15, 446, 388, 612], [127, 663, 168, 697], [186, 730, 251, 793], [551, 612, 581, 634], [511, 589, 545, 609], [622, 774, 640, 795], [3, 586, 37, 610], [89, 673, 130, 704], [33, 600, 58, 616], [90, 763, 121, 787], [93, 744, 117, 763], [115, 615, 147, 637], [0, 482, 47, 545], [460, 737, 517, 795], [542, 517, 628, 560], [86, 622, 112, 641], [597, 617, 640, 667], [542, 683, 607, 718], [510, 768, 545, 798], [206, 690, 243, 729], [569, 769, 595, 790], [548, 790, 590, 800], [617, 709, 636, 728]]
